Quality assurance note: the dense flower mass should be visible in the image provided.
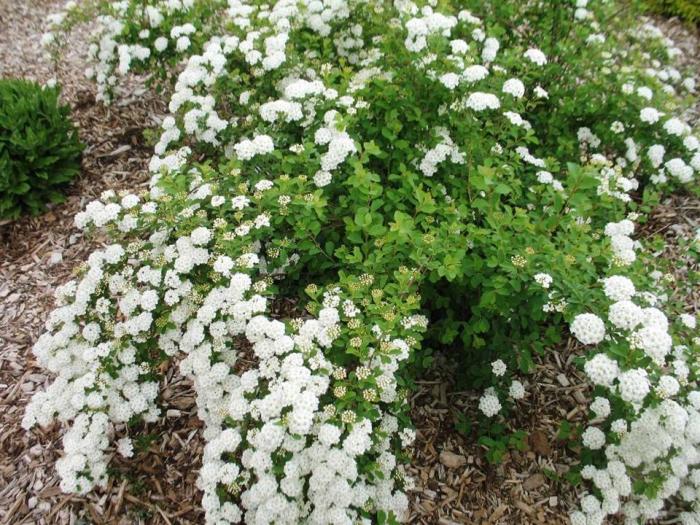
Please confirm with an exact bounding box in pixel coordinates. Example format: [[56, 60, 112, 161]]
[[31, 0, 700, 523]]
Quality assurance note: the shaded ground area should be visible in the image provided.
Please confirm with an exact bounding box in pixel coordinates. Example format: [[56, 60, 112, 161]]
[[407, 347, 588, 525], [0, 2, 698, 524]]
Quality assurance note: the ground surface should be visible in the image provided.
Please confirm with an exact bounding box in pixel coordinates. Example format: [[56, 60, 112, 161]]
[[0, 2, 698, 524]]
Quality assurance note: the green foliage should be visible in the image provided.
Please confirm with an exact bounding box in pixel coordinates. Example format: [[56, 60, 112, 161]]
[[478, 430, 527, 464], [644, 0, 700, 23], [0, 79, 83, 219], [32, 0, 700, 520]]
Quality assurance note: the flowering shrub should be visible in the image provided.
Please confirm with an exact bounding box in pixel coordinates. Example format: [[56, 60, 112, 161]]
[[43, 0, 227, 103], [29, 0, 700, 523], [0, 78, 83, 219]]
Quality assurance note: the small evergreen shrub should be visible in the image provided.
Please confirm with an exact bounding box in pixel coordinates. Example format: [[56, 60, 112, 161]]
[[644, 0, 700, 24], [0, 79, 83, 220]]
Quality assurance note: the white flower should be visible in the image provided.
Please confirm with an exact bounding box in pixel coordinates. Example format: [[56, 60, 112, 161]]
[[213, 255, 234, 275], [656, 375, 680, 398], [439, 73, 460, 90], [618, 368, 650, 404], [503, 111, 527, 129], [318, 424, 342, 446], [680, 313, 696, 329], [117, 437, 134, 458], [631, 326, 672, 364], [534, 273, 552, 289], [120, 194, 139, 209], [479, 389, 501, 417], [462, 65, 488, 83], [502, 78, 525, 98], [534, 85, 548, 98], [536, 171, 553, 184], [523, 48, 547, 65], [636, 86, 653, 100], [610, 121, 625, 133], [82, 323, 101, 342], [665, 158, 694, 183], [608, 301, 643, 330], [640, 107, 661, 124], [508, 380, 525, 399], [647, 144, 665, 167], [176, 36, 190, 52], [313, 171, 332, 187], [450, 39, 469, 54], [190, 227, 212, 245], [481, 37, 499, 62], [663, 117, 687, 136], [465, 92, 500, 111], [233, 135, 274, 160], [584, 353, 619, 387], [570, 511, 586, 525], [604, 219, 635, 237], [590, 397, 610, 418], [582, 426, 605, 449], [571, 313, 606, 345], [154, 37, 168, 52], [611, 419, 627, 435], [491, 359, 506, 376], [602, 276, 635, 301], [683, 135, 699, 151]]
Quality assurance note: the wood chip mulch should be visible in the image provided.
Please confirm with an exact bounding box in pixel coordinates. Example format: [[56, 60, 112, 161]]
[[641, 192, 700, 311], [407, 343, 591, 525], [651, 15, 700, 123], [0, 2, 698, 524]]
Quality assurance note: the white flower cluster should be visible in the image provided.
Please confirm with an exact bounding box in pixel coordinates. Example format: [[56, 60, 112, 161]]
[[418, 130, 465, 177], [479, 388, 502, 417], [534, 272, 553, 289], [313, 110, 357, 175], [465, 91, 500, 111], [30, 169, 428, 522], [404, 8, 457, 53], [613, 63, 699, 187], [22, 240, 163, 492], [571, 216, 700, 523], [502, 78, 525, 99], [536, 170, 564, 191], [259, 99, 303, 123], [594, 163, 639, 203], [604, 219, 637, 265], [233, 134, 275, 161], [571, 313, 607, 345], [602, 275, 635, 301], [516, 146, 546, 168], [523, 48, 547, 66]]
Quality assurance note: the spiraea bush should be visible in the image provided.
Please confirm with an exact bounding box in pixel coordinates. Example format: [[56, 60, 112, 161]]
[[0, 79, 83, 220], [29, 0, 700, 523]]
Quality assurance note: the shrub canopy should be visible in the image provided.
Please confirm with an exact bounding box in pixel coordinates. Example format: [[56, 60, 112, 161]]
[[27, 1, 700, 524], [0, 78, 83, 219]]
